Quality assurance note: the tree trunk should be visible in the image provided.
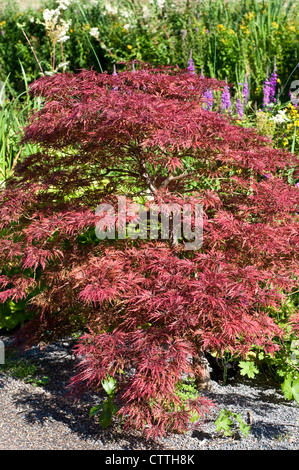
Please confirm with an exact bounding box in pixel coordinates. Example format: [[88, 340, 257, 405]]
[[193, 347, 212, 392]]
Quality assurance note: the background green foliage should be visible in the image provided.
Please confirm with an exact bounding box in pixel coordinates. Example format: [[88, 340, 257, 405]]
[[0, 0, 298, 101]]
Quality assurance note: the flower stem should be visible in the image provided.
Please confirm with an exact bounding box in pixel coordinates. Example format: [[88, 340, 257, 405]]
[[21, 29, 44, 75]]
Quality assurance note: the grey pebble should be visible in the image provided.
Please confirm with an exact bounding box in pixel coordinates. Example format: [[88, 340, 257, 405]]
[[0, 335, 299, 450]]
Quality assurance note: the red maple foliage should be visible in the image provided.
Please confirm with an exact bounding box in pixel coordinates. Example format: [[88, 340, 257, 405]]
[[0, 62, 298, 438]]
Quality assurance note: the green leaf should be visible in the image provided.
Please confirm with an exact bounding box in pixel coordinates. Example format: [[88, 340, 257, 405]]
[[238, 421, 251, 438], [281, 375, 294, 400], [89, 404, 103, 418], [102, 376, 117, 396], [292, 378, 299, 404], [111, 401, 120, 415], [282, 375, 299, 404], [239, 361, 259, 378], [215, 410, 232, 436], [8, 300, 26, 312], [99, 406, 113, 429]]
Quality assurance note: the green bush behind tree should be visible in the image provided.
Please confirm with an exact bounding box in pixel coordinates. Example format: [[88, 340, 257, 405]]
[[0, 0, 298, 102]]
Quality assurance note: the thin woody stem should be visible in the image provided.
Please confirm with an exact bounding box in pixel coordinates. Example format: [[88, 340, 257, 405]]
[[21, 29, 44, 75]]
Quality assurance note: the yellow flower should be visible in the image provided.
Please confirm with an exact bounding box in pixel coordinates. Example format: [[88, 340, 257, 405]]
[[247, 12, 254, 20], [217, 24, 225, 30], [277, 78, 280, 83], [247, 351, 256, 358], [272, 22, 278, 29], [295, 121, 299, 126], [127, 44, 133, 49]]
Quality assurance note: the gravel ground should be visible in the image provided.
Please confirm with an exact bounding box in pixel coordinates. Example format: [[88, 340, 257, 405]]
[[1, 334, 299, 451]]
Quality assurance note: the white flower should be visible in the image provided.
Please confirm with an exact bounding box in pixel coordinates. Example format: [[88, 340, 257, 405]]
[[157, 0, 165, 9], [105, 3, 118, 14], [55, 18, 72, 43], [120, 9, 130, 18], [142, 5, 150, 18], [57, 0, 72, 10], [89, 27, 100, 40], [57, 35, 70, 43], [270, 110, 290, 124], [57, 61, 69, 69], [43, 8, 60, 30]]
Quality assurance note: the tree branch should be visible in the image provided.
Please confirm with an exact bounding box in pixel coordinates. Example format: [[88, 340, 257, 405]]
[[160, 167, 194, 188], [138, 158, 157, 195]]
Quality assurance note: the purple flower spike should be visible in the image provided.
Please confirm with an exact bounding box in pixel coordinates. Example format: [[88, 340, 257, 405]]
[[263, 75, 271, 107], [203, 89, 213, 110], [269, 59, 278, 102], [199, 66, 213, 110], [238, 77, 249, 108], [187, 50, 196, 75], [221, 85, 231, 112], [236, 98, 244, 118], [243, 77, 249, 105]]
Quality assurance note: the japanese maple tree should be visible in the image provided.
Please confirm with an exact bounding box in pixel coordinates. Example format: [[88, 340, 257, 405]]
[[0, 62, 298, 439]]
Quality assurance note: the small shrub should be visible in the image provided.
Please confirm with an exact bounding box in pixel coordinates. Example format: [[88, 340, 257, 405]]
[[0, 63, 298, 439]]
